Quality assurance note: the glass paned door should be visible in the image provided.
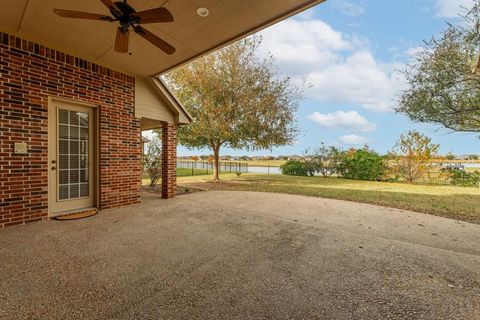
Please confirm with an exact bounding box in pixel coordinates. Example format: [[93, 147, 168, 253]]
[[57, 109, 90, 200], [49, 102, 95, 216]]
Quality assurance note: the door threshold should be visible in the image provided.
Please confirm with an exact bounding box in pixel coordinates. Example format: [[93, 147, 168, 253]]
[[51, 207, 98, 220]]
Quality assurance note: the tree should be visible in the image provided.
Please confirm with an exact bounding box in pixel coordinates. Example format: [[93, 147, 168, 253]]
[[308, 143, 342, 178], [163, 36, 302, 181], [280, 159, 316, 176], [336, 148, 385, 181], [397, 1, 480, 133], [445, 152, 456, 160], [389, 130, 440, 183], [142, 133, 162, 187]]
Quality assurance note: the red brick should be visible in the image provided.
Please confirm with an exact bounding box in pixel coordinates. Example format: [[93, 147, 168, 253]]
[[0, 32, 141, 228], [161, 122, 177, 199]]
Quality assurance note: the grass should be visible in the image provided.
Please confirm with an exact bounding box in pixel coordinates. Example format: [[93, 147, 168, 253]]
[[142, 168, 209, 181], [177, 168, 209, 176], [180, 173, 480, 224], [142, 172, 239, 186]]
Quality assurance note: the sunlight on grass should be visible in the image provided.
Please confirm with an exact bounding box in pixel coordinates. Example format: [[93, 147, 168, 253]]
[[207, 174, 480, 196], [179, 174, 480, 224], [142, 172, 239, 186]]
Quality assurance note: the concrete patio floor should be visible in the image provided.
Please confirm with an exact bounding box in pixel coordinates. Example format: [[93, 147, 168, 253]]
[[1, 191, 480, 320]]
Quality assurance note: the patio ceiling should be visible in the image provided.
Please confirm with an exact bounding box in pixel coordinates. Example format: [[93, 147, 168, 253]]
[[0, 0, 325, 77]]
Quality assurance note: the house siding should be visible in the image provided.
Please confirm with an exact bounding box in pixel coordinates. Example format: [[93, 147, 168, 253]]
[[0, 32, 141, 228], [135, 77, 175, 123]]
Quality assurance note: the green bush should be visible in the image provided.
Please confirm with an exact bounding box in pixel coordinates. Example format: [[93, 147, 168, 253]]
[[280, 160, 318, 176], [337, 149, 385, 181], [302, 159, 322, 176], [449, 169, 480, 187]]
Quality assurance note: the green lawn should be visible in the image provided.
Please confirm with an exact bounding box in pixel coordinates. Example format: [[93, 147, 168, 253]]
[[142, 168, 209, 182], [180, 173, 480, 224], [177, 167, 209, 176]]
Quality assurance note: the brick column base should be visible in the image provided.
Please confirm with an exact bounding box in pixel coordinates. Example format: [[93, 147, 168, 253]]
[[161, 122, 177, 199]]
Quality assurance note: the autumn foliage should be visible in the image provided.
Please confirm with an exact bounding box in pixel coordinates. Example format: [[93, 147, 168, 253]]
[[164, 36, 302, 180], [388, 130, 440, 183]]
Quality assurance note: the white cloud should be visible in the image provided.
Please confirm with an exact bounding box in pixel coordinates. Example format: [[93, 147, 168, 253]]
[[405, 46, 425, 58], [259, 18, 405, 112], [338, 134, 367, 145], [334, 1, 366, 17], [307, 111, 376, 132], [305, 51, 405, 112], [435, 0, 474, 17], [259, 19, 352, 76]]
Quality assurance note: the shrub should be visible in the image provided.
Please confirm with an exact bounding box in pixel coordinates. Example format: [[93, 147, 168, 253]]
[[280, 159, 318, 176], [449, 169, 480, 187], [389, 130, 439, 183], [308, 143, 343, 178], [445, 153, 456, 160], [337, 149, 385, 181], [142, 135, 162, 187]]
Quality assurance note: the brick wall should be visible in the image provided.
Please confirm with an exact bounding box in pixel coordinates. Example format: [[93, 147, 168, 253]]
[[161, 122, 177, 199], [0, 32, 141, 228]]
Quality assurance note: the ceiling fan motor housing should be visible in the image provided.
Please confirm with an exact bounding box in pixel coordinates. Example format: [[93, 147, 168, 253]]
[[114, 1, 139, 31]]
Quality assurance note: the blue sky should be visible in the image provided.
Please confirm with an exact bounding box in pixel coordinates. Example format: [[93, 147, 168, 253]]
[[174, 0, 479, 157]]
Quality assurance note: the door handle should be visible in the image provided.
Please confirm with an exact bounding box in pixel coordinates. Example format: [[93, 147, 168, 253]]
[[51, 166, 56, 170], [51, 160, 57, 164]]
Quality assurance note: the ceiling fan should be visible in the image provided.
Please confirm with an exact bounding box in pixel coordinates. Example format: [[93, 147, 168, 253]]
[[53, 0, 175, 55]]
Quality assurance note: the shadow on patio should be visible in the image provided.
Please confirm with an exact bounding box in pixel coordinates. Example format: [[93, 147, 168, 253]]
[[1, 191, 479, 319]]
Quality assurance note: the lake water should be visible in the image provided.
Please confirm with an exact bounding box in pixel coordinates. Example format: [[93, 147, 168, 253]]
[[462, 163, 480, 168], [247, 166, 281, 174], [436, 163, 480, 168]]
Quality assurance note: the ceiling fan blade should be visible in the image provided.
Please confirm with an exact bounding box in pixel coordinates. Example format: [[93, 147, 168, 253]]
[[114, 28, 129, 53], [53, 9, 114, 21], [134, 26, 175, 55], [100, 0, 122, 17], [132, 7, 174, 24]]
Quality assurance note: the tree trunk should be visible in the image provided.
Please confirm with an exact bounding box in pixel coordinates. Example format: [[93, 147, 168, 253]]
[[212, 144, 220, 181]]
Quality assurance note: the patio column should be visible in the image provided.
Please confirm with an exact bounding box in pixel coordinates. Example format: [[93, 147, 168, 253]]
[[161, 122, 177, 199]]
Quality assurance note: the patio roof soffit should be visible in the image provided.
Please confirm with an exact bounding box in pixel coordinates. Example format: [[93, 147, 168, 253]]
[[0, 0, 325, 77]]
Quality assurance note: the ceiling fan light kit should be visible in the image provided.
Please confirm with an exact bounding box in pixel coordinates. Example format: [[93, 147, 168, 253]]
[[53, 0, 175, 55], [196, 7, 210, 17]]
